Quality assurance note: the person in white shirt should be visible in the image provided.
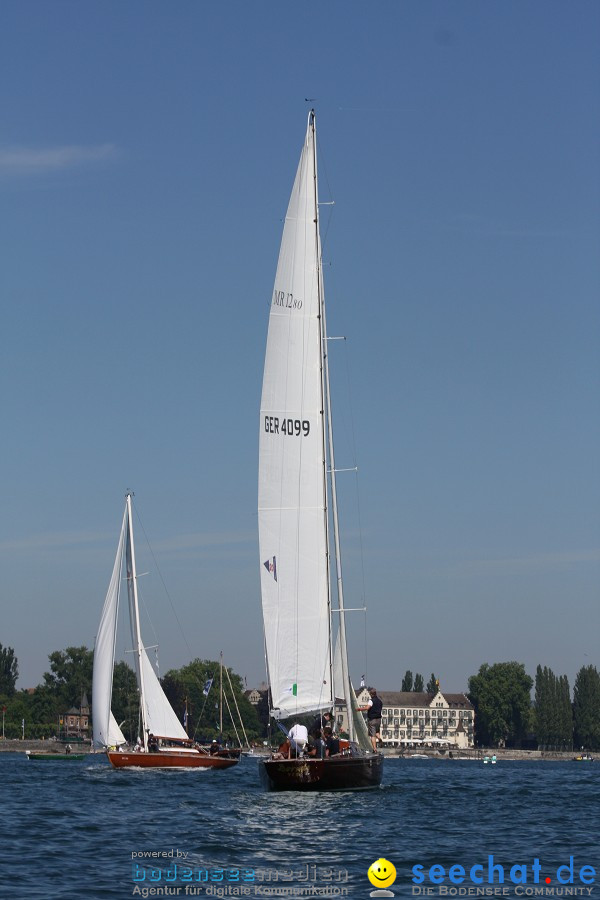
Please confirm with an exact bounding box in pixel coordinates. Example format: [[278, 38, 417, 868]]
[[288, 722, 308, 756]]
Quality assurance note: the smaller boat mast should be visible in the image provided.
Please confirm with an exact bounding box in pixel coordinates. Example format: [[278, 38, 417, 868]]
[[219, 651, 223, 736]]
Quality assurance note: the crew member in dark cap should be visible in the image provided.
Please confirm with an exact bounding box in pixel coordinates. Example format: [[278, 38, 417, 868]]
[[366, 688, 383, 752], [323, 726, 340, 757]]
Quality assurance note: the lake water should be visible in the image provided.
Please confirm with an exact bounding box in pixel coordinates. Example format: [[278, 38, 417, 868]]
[[3, 753, 598, 899]]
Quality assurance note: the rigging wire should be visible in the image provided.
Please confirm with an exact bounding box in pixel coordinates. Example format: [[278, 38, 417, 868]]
[[342, 337, 370, 686], [315, 123, 370, 689], [131, 497, 196, 664], [130, 498, 224, 716]]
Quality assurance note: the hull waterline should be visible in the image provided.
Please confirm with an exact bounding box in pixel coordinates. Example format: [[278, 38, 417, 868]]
[[26, 751, 86, 761], [107, 750, 239, 770], [260, 752, 383, 791]]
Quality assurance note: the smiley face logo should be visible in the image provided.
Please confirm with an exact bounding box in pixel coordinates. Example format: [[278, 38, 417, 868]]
[[367, 858, 397, 889]]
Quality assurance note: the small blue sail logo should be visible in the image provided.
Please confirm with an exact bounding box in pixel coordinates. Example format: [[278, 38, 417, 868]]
[[263, 556, 277, 582]]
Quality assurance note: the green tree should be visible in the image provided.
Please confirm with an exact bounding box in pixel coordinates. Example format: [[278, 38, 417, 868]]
[[535, 665, 551, 747], [43, 646, 93, 709], [535, 665, 573, 750], [0, 644, 18, 696], [162, 659, 261, 742], [426, 673, 438, 694], [559, 675, 573, 751], [573, 665, 600, 751], [109, 661, 139, 744], [468, 662, 533, 748], [28, 685, 60, 726], [401, 670, 413, 692], [413, 673, 424, 693]]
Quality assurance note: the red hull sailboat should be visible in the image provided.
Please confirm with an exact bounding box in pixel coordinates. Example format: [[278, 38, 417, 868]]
[[92, 494, 239, 772]]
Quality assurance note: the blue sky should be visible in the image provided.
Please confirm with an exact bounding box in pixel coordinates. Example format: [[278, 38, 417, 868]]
[[1, 1, 598, 696]]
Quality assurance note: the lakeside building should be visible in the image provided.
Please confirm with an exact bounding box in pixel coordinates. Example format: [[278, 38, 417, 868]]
[[244, 685, 270, 731], [60, 694, 90, 740], [376, 689, 474, 749], [334, 687, 475, 749], [248, 683, 475, 749]]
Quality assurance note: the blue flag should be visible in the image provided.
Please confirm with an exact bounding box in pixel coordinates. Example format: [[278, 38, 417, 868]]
[[203, 677, 214, 696]]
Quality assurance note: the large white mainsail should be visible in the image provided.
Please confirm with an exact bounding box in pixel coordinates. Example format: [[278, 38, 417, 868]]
[[258, 112, 332, 719], [92, 509, 127, 749]]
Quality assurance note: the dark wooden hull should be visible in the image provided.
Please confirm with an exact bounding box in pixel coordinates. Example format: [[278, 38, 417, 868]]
[[107, 749, 239, 770], [260, 752, 383, 791]]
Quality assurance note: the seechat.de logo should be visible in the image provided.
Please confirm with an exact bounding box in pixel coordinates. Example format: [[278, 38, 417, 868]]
[[411, 856, 595, 889]]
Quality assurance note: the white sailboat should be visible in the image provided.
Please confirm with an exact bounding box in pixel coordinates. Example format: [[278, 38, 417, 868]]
[[92, 493, 238, 769], [257, 111, 383, 790]]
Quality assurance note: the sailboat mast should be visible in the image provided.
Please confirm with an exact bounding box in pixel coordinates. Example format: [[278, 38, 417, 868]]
[[312, 112, 356, 742], [219, 651, 223, 736], [126, 492, 149, 750]]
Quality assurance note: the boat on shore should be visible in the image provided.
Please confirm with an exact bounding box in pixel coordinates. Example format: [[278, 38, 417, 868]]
[[92, 493, 239, 771], [257, 111, 383, 791]]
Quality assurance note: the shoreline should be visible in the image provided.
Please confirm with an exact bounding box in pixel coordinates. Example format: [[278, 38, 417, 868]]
[[0, 739, 587, 761], [381, 747, 586, 761], [0, 738, 93, 754]]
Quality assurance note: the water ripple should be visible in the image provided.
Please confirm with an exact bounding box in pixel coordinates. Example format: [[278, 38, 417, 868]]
[[2, 754, 599, 899]]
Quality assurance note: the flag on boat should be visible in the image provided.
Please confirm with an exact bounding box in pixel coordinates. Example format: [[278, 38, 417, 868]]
[[263, 556, 277, 582], [203, 677, 213, 696]]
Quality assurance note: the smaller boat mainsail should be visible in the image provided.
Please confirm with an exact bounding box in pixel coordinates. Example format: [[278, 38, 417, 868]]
[[92, 508, 127, 749]]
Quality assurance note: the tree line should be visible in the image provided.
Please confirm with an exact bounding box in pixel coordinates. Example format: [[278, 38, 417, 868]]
[[0, 643, 262, 742], [3, 641, 600, 749], [400, 671, 439, 693], [401, 660, 600, 751], [467, 661, 600, 750]]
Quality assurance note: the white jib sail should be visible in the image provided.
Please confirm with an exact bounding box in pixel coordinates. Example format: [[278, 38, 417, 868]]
[[332, 633, 371, 751], [258, 113, 332, 719], [92, 509, 127, 749], [140, 650, 189, 740]]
